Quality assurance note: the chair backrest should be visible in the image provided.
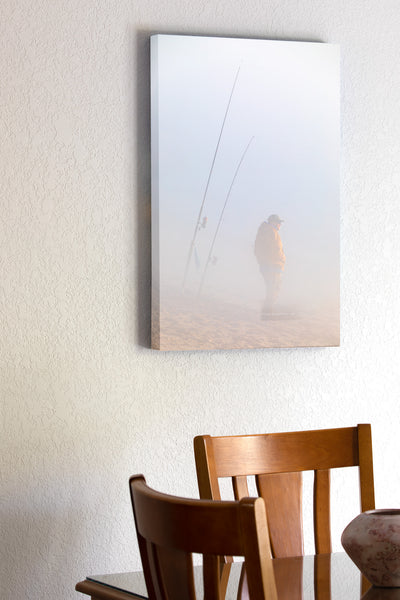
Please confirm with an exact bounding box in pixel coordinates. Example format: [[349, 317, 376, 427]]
[[129, 474, 277, 600], [194, 424, 375, 558]]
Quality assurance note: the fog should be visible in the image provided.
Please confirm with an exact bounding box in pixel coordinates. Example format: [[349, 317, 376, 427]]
[[151, 35, 340, 348]]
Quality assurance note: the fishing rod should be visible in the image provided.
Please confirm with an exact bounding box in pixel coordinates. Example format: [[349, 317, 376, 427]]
[[197, 136, 255, 297], [181, 66, 241, 291]]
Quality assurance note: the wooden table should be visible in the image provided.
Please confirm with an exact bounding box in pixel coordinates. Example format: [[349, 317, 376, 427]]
[[76, 553, 400, 599]]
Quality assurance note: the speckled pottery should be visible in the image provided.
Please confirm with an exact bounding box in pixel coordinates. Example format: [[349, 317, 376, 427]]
[[341, 509, 400, 587]]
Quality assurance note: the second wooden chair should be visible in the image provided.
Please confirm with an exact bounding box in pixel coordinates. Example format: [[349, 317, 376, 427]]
[[194, 424, 375, 558]]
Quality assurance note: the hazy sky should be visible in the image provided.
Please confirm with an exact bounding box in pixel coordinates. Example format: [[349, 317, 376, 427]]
[[152, 34, 340, 310]]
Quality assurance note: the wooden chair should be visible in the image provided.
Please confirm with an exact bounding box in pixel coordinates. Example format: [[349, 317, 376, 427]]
[[194, 424, 375, 559], [129, 474, 278, 600]]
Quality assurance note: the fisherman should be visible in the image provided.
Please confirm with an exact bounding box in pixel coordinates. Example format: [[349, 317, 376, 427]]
[[254, 214, 285, 316]]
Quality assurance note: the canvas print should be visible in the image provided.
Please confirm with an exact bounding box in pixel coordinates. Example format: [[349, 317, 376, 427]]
[[151, 34, 340, 350]]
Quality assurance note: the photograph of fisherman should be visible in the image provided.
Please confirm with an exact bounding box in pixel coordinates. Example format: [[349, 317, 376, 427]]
[[151, 35, 340, 349], [254, 214, 286, 316]]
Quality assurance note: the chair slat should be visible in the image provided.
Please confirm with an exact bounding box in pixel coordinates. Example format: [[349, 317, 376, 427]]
[[256, 472, 303, 558], [202, 555, 222, 600], [233, 475, 249, 499], [155, 545, 195, 600], [358, 423, 375, 512], [313, 469, 331, 554]]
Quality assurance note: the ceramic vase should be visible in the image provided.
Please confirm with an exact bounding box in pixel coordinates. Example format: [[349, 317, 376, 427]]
[[341, 509, 400, 587]]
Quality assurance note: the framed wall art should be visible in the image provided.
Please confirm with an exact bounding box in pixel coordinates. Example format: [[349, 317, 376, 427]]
[[151, 34, 340, 351]]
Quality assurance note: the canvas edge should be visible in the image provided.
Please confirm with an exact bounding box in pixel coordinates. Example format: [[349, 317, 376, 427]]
[[150, 35, 161, 349]]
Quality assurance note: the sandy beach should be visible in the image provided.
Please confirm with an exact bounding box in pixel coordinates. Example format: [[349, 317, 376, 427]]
[[153, 290, 339, 351]]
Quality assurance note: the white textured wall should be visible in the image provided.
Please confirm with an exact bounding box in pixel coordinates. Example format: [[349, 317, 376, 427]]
[[1, 1, 400, 599]]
